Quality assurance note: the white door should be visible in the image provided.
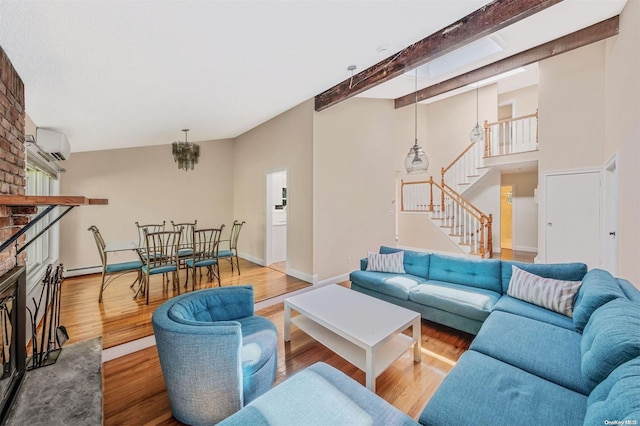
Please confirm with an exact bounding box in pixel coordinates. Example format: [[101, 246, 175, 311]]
[[544, 171, 600, 268], [602, 158, 618, 274]]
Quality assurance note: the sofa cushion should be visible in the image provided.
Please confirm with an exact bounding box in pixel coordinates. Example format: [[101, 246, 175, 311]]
[[500, 261, 587, 294], [470, 311, 588, 395], [492, 295, 575, 330], [379, 246, 430, 279], [366, 251, 405, 273], [584, 358, 640, 426], [580, 298, 640, 392], [419, 350, 587, 426], [409, 282, 499, 322], [220, 362, 419, 426], [619, 278, 640, 303], [238, 316, 278, 404], [168, 286, 254, 322], [428, 253, 502, 294], [507, 266, 582, 317], [349, 270, 426, 301], [573, 269, 626, 332]]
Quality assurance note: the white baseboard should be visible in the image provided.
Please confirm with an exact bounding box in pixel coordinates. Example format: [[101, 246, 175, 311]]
[[65, 266, 101, 277], [285, 267, 316, 284], [102, 335, 156, 362], [238, 252, 265, 266], [513, 246, 538, 253], [317, 272, 350, 287]]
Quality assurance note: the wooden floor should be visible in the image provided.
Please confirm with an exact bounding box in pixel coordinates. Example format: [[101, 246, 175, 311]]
[[59, 259, 310, 349], [103, 294, 473, 425]]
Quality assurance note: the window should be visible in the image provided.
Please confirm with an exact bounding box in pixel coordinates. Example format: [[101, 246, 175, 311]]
[[24, 158, 60, 291]]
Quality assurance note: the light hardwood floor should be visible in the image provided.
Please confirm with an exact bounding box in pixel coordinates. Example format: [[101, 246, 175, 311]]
[[103, 298, 473, 425], [89, 266, 474, 425], [59, 259, 310, 349], [64, 252, 535, 425]]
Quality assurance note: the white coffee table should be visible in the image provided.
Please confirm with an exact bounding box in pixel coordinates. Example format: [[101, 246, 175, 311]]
[[284, 284, 421, 392]]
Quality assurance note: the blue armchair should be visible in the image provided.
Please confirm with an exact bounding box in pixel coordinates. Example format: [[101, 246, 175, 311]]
[[152, 286, 278, 425]]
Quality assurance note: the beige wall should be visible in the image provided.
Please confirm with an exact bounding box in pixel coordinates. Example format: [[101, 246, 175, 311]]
[[538, 42, 606, 173], [313, 97, 413, 281], [498, 85, 538, 117], [233, 100, 314, 280], [604, 0, 640, 285], [60, 140, 234, 271], [501, 171, 538, 252]]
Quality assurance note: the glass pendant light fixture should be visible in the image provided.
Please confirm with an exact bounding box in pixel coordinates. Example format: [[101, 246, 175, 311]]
[[404, 69, 429, 175], [470, 83, 484, 143], [172, 129, 200, 171]]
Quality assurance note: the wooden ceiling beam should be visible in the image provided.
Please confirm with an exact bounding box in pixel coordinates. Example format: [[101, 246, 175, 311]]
[[395, 15, 619, 108], [314, 0, 564, 112]]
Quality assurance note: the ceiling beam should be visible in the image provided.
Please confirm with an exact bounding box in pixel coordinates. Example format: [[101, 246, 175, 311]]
[[314, 0, 564, 112], [395, 15, 619, 108]]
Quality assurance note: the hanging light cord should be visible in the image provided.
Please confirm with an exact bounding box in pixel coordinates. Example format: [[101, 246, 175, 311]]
[[414, 68, 418, 145]]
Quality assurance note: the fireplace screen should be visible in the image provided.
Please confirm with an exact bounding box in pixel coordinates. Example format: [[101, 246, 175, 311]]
[[0, 267, 26, 422]]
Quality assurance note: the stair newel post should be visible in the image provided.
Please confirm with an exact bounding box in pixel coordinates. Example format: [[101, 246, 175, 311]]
[[428, 177, 434, 212], [400, 179, 405, 212], [479, 216, 486, 258], [440, 170, 445, 215], [487, 214, 493, 258], [483, 120, 490, 158]]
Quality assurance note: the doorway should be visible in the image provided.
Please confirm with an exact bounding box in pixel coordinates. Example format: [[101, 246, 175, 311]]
[[603, 156, 618, 274], [500, 185, 513, 250], [265, 169, 288, 272], [544, 170, 601, 268]]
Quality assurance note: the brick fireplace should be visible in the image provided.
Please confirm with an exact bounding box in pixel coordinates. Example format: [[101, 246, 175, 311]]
[[0, 45, 29, 276], [0, 44, 28, 422]]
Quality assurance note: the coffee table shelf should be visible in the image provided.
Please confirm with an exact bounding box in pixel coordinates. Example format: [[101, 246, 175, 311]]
[[291, 315, 415, 379], [284, 284, 421, 392]]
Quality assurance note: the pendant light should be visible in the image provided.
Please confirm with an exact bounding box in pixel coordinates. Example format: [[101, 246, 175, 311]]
[[404, 69, 429, 174], [470, 83, 484, 143], [172, 129, 200, 171]]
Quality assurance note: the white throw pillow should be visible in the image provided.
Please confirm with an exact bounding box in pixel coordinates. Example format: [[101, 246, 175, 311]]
[[507, 265, 582, 317], [366, 251, 406, 274]]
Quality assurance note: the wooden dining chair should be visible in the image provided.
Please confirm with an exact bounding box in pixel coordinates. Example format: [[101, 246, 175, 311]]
[[184, 226, 224, 291], [218, 220, 246, 275], [141, 229, 181, 305], [88, 225, 142, 303], [171, 220, 197, 274]]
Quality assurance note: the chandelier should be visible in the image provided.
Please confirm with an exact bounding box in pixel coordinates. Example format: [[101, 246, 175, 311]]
[[470, 83, 484, 144], [404, 69, 429, 175], [172, 129, 200, 171]]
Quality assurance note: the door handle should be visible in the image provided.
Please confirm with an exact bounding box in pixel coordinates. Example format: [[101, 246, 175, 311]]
[[547, 222, 552, 226], [609, 231, 616, 237]]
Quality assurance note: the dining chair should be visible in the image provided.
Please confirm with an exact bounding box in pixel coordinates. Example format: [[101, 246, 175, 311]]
[[171, 220, 197, 274], [218, 220, 246, 275], [135, 221, 166, 248], [184, 226, 224, 291], [88, 225, 143, 303], [141, 229, 182, 305]]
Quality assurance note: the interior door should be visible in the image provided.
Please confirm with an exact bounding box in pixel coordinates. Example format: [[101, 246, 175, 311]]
[[544, 171, 600, 268]]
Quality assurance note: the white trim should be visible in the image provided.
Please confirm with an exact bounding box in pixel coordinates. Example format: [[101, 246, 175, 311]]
[[264, 167, 288, 268], [602, 153, 618, 275], [285, 267, 316, 284], [512, 245, 537, 253], [65, 266, 102, 277], [102, 335, 156, 362], [237, 252, 265, 266], [317, 272, 350, 287], [396, 245, 472, 258]]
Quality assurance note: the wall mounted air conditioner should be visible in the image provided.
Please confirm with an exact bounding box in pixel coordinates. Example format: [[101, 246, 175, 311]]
[[35, 128, 71, 161]]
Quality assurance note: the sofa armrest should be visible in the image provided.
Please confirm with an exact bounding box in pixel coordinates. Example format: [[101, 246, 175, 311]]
[[360, 257, 368, 271]]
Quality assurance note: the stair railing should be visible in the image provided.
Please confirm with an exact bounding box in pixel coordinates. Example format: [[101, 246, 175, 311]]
[[401, 178, 493, 257], [441, 141, 484, 192], [484, 110, 538, 158]]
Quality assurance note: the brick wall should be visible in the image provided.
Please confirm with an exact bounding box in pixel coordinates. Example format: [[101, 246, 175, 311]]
[[0, 45, 27, 276]]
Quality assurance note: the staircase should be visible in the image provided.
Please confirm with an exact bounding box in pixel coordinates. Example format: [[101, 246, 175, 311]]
[[400, 111, 538, 258]]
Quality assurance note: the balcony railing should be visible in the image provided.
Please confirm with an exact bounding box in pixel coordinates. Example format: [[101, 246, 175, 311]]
[[484, 110, 538, 158]]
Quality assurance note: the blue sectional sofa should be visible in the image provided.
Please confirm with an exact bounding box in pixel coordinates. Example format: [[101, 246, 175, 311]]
[[218, 247, 640, 425]]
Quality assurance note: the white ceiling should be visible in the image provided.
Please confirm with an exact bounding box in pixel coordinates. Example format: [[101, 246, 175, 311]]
[[0, 0, 626, 153]]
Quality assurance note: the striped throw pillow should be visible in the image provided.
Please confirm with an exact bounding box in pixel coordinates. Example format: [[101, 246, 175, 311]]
[[366, 251, 406, 274], [507, 265, 582, 317]]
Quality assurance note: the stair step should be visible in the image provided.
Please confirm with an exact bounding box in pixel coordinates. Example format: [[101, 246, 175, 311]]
[[467, 175, 480, 178]]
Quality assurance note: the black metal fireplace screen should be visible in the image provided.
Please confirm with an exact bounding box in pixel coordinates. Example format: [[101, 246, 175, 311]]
[[0, 266, 26, 423]]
